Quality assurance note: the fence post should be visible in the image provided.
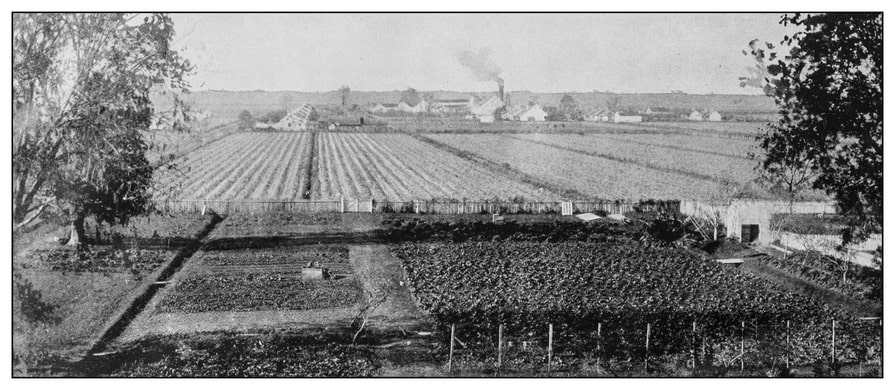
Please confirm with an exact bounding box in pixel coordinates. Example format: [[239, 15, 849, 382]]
[[691, 321, 697, 369], [448, 324, 455, 374], [497, 324, 503, 373], [831, 319, 836, 365], [596, 322, 602, 365], [645, 323, 651, 372], [785, 320, 790, 369], [740, 321, 745, 371], [547, 323, 553, 374]]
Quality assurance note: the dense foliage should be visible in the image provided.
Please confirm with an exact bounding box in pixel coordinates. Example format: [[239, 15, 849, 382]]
[[157, 273, 363, 313], [21, 248, 169, 276], [753, 252, 881, 302], [770, 214, 848, 235], [747, 13, 881, 245], [13, 13, 193, 241], [96, 333, 378, 377], [394, 241, 879, 369]]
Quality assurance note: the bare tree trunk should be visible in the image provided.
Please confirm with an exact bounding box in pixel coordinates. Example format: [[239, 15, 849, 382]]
[[66, 213, 86, 247]]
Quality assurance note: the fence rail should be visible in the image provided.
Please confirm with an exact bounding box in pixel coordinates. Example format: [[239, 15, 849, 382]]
[[156, 199, 681, 215]]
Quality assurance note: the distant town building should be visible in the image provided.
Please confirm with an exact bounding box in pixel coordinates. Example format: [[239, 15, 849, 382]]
[[431, 98, 472, 114], [518, 105, 548, 122], [613, 111, 643, 123], [471, 96, 506, 123], [369, 103, 399, 113], [584, 108, 611, 122], [643, 107, 676, 121]]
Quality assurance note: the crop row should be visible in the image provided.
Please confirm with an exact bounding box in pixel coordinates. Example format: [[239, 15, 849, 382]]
[[156, 271, 363, 313], [199, 247, 351, 273], [426, 134, 719, 200], [158, 132, 313, 201], [313, 133, 556, 200]]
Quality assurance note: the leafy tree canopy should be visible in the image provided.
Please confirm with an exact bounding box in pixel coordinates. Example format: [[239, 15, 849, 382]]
[[13, 13, 193, 244], [743, 13, 881, 245]]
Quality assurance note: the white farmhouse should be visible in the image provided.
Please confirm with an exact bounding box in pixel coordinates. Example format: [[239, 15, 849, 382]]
[[518, 105, 548, 122]]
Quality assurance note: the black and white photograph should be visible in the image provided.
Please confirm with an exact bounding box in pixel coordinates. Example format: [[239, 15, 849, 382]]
[[7, 7, 886, 381]]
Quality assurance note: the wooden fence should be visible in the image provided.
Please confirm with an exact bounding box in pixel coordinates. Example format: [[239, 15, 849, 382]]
[[158, 199, 681, 216], [159, 199, 341, 214]]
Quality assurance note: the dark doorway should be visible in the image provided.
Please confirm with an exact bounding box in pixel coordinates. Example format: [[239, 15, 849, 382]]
[[741, 224, 760, 243]]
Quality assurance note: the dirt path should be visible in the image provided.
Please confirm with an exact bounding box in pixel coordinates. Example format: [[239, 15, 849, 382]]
[[348, 244, 431, 329]]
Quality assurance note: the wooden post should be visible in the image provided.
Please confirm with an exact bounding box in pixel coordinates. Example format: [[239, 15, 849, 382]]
[[547, 323, 553, 374], [498, 324, 503, 372], [831, 320, 836, 365], [740, 321, 745, 371], [597, 322, 602, 365], [691, 321, 697, 369], [786, 320, 791, 369], [645, 323, 651, 372], [448, 324, 455, 374]]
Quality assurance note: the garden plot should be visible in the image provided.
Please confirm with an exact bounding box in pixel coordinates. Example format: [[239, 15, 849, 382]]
[[117, 241, 430, 341]]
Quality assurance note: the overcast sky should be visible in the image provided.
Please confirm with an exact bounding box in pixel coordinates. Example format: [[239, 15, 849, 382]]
[[170, 13, 798, 94]]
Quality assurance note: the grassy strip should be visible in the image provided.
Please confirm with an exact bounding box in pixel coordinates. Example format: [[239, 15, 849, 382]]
[[85, 213, 225, 356], [739, 259, 881, 317], [503, 133, 724, 184], [410, 133, 588, 200]]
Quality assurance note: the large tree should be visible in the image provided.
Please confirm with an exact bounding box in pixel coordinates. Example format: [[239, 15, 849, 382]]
[[558, 94, 583, 121], [743, 13, 881, 246], [400, 87, 421, 106], [13, 13, 193, 244]]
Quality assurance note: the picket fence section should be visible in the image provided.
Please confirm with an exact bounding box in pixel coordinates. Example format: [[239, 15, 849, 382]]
[[158, 199, 681, 216]]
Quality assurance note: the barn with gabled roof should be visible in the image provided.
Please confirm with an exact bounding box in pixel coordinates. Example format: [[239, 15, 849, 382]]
[[274, 104, 315, 131]]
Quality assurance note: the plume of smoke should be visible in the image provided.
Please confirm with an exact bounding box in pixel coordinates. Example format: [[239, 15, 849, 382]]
[[458, 48, 503, 86]]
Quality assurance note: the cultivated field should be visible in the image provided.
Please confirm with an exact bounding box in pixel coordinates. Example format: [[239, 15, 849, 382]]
[[158, 132, 314, 201], [507, 133, 756, 183], [590, 132, 758, 158], [154, 119, 794, 205], [425, 133, 721, 200], [314, 133, 557, 200], [637, 121, 769, 136]]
